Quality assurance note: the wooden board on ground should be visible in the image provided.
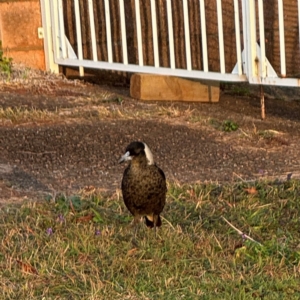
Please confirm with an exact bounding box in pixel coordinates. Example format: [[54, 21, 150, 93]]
[[130, 74, 220, 102]]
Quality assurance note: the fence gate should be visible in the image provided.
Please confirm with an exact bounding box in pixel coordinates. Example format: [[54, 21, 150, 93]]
[[40, 0, 300, 87]]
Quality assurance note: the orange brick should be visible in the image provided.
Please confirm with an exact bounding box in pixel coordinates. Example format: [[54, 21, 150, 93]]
[[0, 1, 43, 49], [0, 1, 45, 70], [8, 49, 45, 70]]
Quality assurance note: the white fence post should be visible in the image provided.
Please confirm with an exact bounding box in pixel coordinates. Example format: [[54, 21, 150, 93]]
[[40, 0, 59, 73], [74, 0, 84, 76], [242, 0, 258, 83], [278, 0, 286, 77]]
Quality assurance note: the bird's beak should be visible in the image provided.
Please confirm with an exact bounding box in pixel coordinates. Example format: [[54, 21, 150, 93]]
[[118, 151, 132, 164]]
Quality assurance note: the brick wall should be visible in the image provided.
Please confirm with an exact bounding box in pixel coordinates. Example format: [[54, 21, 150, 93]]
[[0, 0, 45, 70]]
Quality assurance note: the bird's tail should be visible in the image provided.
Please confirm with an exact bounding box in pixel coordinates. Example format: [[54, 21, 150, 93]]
[[145, 215, 162, 228]]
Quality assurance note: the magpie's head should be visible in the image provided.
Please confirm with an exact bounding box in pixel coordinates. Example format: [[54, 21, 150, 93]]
[[118, 141, 154, 165]]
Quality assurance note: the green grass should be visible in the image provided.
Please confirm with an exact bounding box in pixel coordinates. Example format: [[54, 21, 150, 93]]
[[0, 40, 13, 79], [1, 180, 300, 299]]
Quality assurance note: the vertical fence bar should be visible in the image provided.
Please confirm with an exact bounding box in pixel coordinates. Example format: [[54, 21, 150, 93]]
[[258, 0, 266, 78], [104, 0, 113, 63], [216, 0, 225, 73], [50, 0, 60, 59], [183, 0, 191, 70], [40, 0, 59, 72], [88, 0, 98, 61], [199, 0, 208, 72], [74, 0, 84, 76], [241, 0, 248, 75], [233, 0, 242, 75], [150, 0, 159, 67], [278, 0, 286, 77], [298, 0, 300, 54], [166, 0, 175, 69], [58, 0, 67, 58], [135, 0, 143, 66], [119, 0, 128, 64], [249, 0, 257, 78], [242, 0, 257, 80]]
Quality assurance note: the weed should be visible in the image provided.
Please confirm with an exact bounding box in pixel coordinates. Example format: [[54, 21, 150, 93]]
[[0, 40, 13, 79], [102, 97, 123, 105], [209, 118, 239, 132], [257, 130, 289, 146], [231, 85, 250, 96], [209, 118, 221, 129], [222, 120, 239, 132], [21, 67, 31, 80], [189, 115, 204, 123], [258, 130, 275, 139], [222, 82, 251, 96]]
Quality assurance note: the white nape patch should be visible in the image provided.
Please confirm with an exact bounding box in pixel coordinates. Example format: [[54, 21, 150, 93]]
[[143, 143, 154, 165]]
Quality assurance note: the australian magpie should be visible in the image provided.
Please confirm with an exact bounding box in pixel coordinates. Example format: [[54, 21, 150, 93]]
[[119, 141, 167, 235]]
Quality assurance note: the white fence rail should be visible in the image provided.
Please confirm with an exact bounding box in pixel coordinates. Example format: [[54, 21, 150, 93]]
[[40, 0, 300, 87]]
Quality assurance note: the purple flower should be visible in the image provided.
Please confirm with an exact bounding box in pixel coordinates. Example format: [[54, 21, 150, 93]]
[[241, 233, 246, 241], [58, 214, 65, 223], [95, 229, 101, 236], [46, 228, 53, 235]]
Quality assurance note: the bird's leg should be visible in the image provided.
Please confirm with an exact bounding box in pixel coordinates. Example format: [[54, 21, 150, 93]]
[[133, 215, 142, 238], [153, 214, 158, 238]]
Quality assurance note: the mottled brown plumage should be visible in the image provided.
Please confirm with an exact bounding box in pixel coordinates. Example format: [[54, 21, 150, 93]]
[[119, 141, 167, 235]]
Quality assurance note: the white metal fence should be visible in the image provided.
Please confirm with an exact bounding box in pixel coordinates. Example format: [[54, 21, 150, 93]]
[[40, 0, 300, 87]]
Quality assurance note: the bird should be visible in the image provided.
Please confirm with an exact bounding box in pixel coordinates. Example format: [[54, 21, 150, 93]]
[[119, 141, 167, 236]]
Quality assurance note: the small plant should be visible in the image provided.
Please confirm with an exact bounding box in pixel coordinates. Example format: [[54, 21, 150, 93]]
[[209, 118, 239, 132], [189, 115, 203, 123], [258, 130, 275, 139], [209, 118, 221, 128], [231, 85, 250, 96], [222, 119, 239, 132], [22, 67, 31, 80], [102, 97, 123, 105], [0, 40, 13, 79], [221, 82, 251, 96]]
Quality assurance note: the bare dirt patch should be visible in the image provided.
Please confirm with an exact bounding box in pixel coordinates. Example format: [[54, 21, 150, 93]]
[[1, 65, 300, 205]]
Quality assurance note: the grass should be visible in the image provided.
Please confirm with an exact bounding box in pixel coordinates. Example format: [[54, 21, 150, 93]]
[[0, 107, 60, 124], [0, 102, 196, 125], [1, 180, 300, 299], [0, 40, 13, 79], [221, 82, 251, 97]]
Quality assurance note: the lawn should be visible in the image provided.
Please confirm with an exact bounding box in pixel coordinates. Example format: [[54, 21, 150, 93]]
[[1, 179, 300, 299]]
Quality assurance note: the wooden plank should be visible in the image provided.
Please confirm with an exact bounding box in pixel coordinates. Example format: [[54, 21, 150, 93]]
[[130, 73, 219, 102]]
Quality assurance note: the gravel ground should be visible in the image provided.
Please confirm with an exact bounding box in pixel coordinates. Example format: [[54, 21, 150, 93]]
[[1, 65, 300, 204]]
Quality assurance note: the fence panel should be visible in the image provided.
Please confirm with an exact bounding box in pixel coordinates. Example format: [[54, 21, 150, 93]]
[[41, 0, 300, 86]]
